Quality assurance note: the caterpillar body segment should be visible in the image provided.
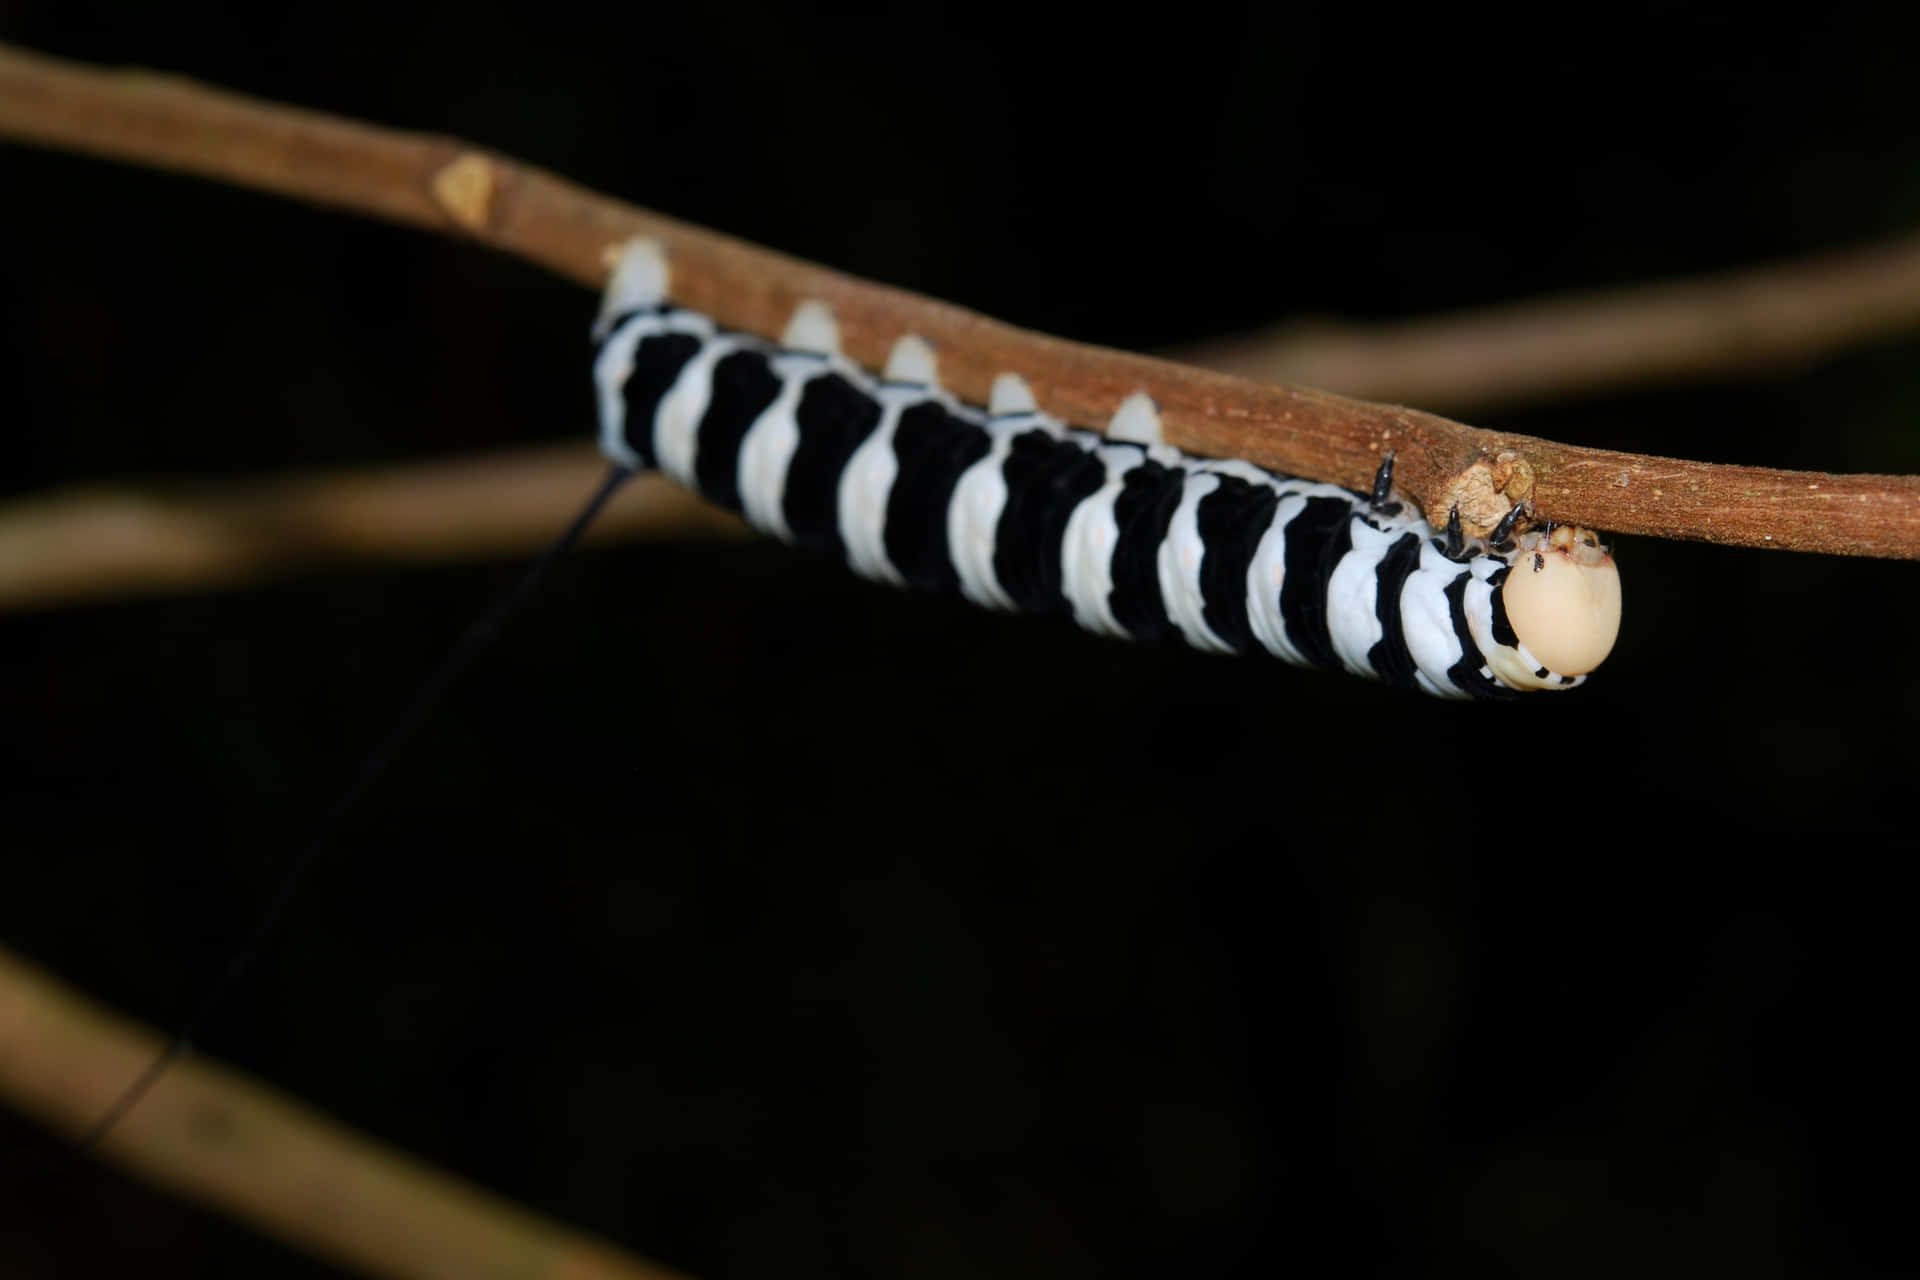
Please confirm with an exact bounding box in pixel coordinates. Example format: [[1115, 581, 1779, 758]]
[[592, 241, 1619, 698]]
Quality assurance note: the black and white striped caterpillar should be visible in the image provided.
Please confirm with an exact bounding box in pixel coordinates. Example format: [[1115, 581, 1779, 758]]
[[592, 242, 1621, 698]]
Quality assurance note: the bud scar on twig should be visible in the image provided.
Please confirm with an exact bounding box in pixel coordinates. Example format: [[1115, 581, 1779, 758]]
[[1438, 450, 1537, 541]]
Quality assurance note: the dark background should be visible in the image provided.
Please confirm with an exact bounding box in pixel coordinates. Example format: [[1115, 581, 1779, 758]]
[[3, 7, 1917, 1278]]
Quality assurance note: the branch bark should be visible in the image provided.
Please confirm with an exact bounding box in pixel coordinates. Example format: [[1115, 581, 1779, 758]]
[[0, 945, 689, 1280], [0, 445, 744, 611], [3, 42, 1919, 557]]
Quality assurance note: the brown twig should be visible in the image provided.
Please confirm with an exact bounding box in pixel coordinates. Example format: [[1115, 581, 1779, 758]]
[[0, 444, 744, 611], [0, 945, 690, 1280], [1173, 232, 1920, 414], [2, 42, 1918, 557]]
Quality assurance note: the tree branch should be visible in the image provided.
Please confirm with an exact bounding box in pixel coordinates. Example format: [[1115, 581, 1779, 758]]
[[3, 42, 1918, 557], [1174, 232, 1920, 414], [0, 945, 689, 1280], [0, 445, 743, 611]]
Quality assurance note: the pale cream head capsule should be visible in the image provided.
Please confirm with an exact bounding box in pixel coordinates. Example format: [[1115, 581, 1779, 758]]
[[1503, 525, 1622, 677]]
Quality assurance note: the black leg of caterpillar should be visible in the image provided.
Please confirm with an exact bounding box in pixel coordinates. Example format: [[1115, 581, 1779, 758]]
[[1442, 504, 1468, 560], [1369, 451, 1399, 514], [1489, 502, 1528, 552]]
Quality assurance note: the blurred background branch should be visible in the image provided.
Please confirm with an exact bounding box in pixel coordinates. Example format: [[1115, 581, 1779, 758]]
[[1174, 230, 1920, 413], [0, 445, 743, 611], [0, 945, 689, 1280]]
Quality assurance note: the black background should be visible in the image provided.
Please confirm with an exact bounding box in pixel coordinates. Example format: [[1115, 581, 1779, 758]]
[[3, 7, 1918, 1278]]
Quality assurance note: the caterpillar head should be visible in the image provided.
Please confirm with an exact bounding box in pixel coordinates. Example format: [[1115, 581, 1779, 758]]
[[1490, 525, 1621, 690]]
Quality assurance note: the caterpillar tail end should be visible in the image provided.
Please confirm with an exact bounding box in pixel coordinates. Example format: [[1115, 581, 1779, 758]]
[[592, 239, 674, 471]]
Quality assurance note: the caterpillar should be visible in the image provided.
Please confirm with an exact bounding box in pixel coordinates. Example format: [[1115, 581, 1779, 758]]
[[593, 241, 1621, 698]]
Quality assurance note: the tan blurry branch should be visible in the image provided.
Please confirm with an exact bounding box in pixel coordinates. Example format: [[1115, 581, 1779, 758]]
[[0, 946, 689, 1280], [0, 445, 744, 610], [2, 41, 1919, 560], [1176, 232, 1920, 413]]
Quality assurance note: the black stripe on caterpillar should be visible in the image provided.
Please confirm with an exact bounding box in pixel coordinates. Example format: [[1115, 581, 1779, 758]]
[[590, 242, 1621, 698]]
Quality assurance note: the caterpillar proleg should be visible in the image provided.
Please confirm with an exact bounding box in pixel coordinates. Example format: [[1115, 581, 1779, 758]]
[[593, 241, 1621, 698]]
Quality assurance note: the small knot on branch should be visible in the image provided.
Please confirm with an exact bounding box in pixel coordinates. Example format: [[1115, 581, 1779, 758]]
[[1438, 450, 1536, 538], [429, 152, 496, 234]]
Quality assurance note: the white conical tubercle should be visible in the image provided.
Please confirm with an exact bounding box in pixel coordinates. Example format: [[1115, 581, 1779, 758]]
[[594, 238, 670, 338], [782, 301, 841, 356], [1106, 393, 1165, 445], [988, 372, 1038, 416], [883, 334, 939, 386]]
